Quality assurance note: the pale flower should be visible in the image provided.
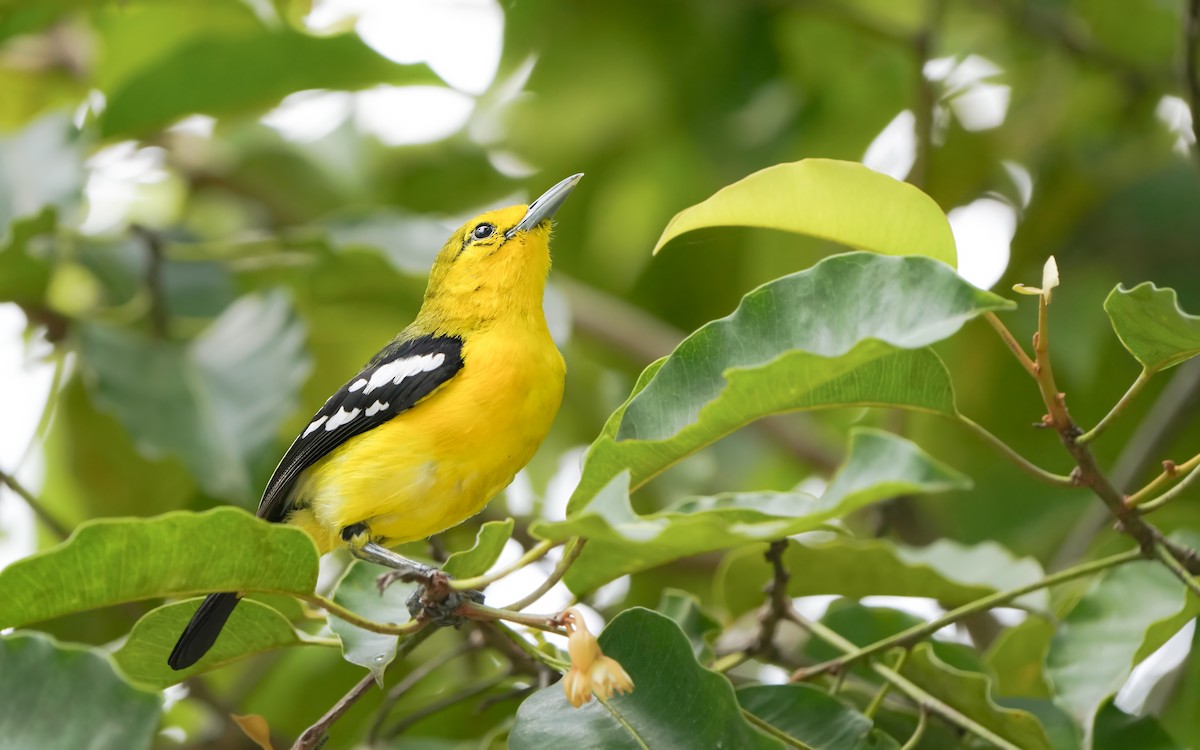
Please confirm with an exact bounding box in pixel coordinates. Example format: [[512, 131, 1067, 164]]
[[560, 608, 634, 707]]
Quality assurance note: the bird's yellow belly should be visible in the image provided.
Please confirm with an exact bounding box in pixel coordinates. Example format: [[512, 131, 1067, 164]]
[[288, 329, 564, 554]]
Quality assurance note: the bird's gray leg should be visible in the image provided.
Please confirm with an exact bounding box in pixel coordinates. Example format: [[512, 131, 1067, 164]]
[[349, 541, 436, 580]]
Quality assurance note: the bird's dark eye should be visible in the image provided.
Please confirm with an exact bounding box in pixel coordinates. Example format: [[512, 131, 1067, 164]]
[[472, 223, 495, 240]]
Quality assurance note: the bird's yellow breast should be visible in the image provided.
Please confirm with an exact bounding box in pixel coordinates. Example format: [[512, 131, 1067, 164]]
[[288, 320, 565, 554]]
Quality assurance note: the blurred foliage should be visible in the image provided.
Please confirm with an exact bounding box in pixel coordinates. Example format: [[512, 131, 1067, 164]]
[[1, 0, 1199, 747]]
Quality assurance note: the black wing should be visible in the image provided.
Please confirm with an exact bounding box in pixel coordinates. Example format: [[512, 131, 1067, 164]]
[[257, 333, 465, 523]]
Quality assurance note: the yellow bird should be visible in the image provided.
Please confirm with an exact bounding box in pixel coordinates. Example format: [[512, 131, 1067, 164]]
[[169, 174, 581, 670]]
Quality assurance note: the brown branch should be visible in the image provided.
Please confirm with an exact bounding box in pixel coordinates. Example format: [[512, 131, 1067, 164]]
[[752, 540, 792, 659], [291, 672, 377, 750], [1026, 296, 1200, 581]]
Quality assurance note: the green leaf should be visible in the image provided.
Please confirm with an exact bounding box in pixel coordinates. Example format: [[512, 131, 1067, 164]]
[[1104, 282, 1200, 372], [328, 560, 417, 682], [444, 519, 515, 579], [79, 290, 308, 499], [653, 159, 957, 266], [509, 608, 780, 749], [1093, 698, 1184, 750], [1045, 560, 1199, 729], [986, 617, 1055, 699], [568, 253, 1010, 514], [738, 684, 890, 750], [656, 589, 722, 663], [547, 429, 969, 593], [901, 644, 1054, 750], [114, 598, 313, 687], [0, 507, 319, 628], [0, 633, 162, 750], [100, 29, 441, 137], [718, 536, 1045, 619]]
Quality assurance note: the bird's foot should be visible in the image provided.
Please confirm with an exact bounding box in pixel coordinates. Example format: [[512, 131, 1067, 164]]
[[393, 569, 483, 627]]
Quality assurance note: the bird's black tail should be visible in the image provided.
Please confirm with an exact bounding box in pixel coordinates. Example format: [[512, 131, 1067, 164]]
[[168, 592, 240, 670]]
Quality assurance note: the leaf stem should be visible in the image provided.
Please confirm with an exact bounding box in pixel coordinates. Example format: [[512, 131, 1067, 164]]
[[302, 593, 425, 636], [450, 539, 558, 591], [955, 415, 1075, 487], [787, 607, 1021, 750], [1077, 368, 1153, 444], [984, 312, 1038, 378], [864, 649, 908, 718], [791, 547, 1143, 680], [901, 707, 928, 750], [1129, 452, 1200, 510], [462, 601, 566, 634], [742, 709, 818, 749], [504, 537, 587, 611], [1155, 543, 1200, 599]]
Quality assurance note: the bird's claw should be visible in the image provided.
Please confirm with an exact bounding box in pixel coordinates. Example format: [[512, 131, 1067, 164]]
[[376, 568, 484, 627]]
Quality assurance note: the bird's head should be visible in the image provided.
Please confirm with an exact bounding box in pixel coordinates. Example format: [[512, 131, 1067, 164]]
[[418, 173, 582, 332]]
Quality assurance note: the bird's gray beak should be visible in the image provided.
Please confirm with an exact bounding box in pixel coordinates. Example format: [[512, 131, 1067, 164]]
[[506, 173, 584, 239]]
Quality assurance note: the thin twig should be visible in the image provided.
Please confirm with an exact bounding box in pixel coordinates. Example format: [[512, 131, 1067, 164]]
[[1136, 455, 1200, 512], [450, 539, 558, 591], [1128, 452, 1200, 508], [302, 593, 426, 636], [865, 649, 909, 718], [792, 547, 1143, 680], [1077, 368, 1153, 444], [985, 312, 1038, 378], [901, 707, 928, 750], [1155, 544, 1200, 599], [752, 540, 792, 659], [1051, 358, 1200, 571], [367, 638, 479, 743], [379, 672, 509, 740], [786, 607, 1021, 750], [291, 671, 377, 750], [462, 602, 565, 634], [0, 468, 70, 539], [954, 415, 1075, 487], [504, 538, 587, 611]]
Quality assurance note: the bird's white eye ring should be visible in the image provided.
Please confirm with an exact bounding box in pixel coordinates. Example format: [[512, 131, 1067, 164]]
[[472, 223, 495, 240]]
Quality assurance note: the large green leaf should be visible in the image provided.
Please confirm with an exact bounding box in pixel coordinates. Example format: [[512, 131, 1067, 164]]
[[901, 644, 1053, 750], [99, 29, 441, 137], [738, 684, 896, 750], [1045, 560, 1199, 730], [718, 536, 1046, 619], [0, 633, 162, 750], [0, 508, 319, 628], [79, 290, 308, 500], [113, 598, 314, 687], [509, 608, 780, 749], [328, 560, 418, 683], [652, 159, 957, 266], [544, 429, 969, 593], [568, 253, 1011, 514], [1104, 282, 1200, 372]]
